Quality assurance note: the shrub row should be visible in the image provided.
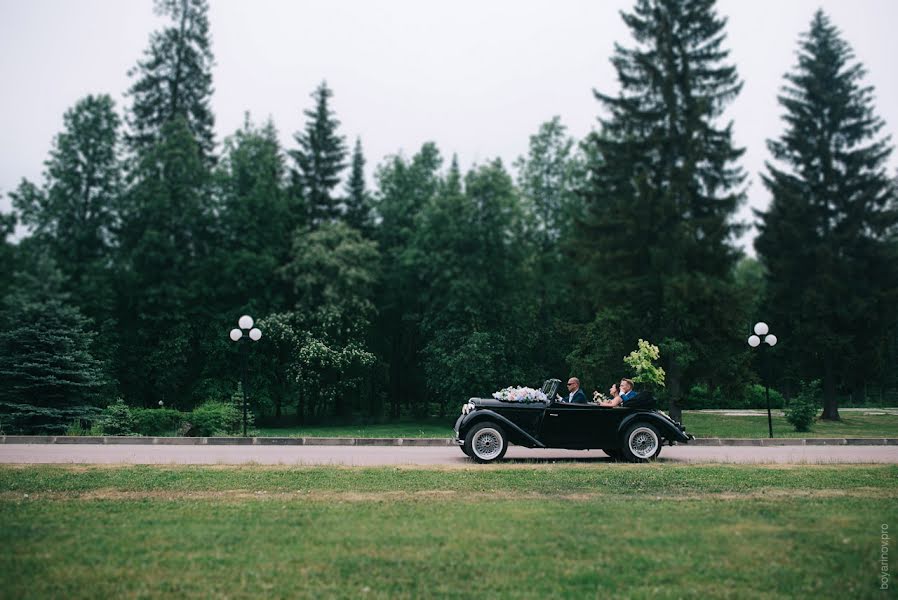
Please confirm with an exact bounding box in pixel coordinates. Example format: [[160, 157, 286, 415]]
[[75, 400, 252, 437]]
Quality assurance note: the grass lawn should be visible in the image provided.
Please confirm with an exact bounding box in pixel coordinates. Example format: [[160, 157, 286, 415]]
[[1, 464, 895, 599], [680, 411, 898, 439], [251, 412, 898, 440]]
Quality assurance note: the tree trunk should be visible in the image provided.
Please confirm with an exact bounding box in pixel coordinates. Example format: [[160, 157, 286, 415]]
[[667, 356, 682, 422], [296, 385, 305, 426], [820, 352, 840, 420]]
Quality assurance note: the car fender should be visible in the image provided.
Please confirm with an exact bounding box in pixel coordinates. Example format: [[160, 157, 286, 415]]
[[618, 411, 690, 443], [460, 410, 546, 448]]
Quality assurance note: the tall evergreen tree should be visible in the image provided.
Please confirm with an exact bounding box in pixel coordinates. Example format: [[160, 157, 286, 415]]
[[755, 10, 898, 419], [344, 137, 373, 234], [10, 94, 121, 316], [580, 0, 747, 419], [372, 143, 442, 416], [116, 117, 215, 407], [215, 115, 291, 313], [0, 212, 17, 301], [515, 117, 586, 377], [410, 159, 537, 413], [126, 0, 216, 161], [289, 82, 348, 225]]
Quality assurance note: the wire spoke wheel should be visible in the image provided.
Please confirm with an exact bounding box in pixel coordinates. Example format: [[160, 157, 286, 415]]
[[464, 423, 508, 463], [626, 425, 660, 461], [472, 428, 503, 460]]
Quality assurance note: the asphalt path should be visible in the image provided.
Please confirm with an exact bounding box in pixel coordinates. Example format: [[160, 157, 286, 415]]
[[1, 444, 896, 465]]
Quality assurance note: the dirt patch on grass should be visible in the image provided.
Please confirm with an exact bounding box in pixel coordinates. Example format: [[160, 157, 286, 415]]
[[3, 486, 895, 503]]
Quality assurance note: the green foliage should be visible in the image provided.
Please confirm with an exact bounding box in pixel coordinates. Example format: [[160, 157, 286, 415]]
[[115, 116, 215, 408], [623, 339, 666, 388], [685, 383, 784, 410], [189, 400, 242, 436], [131, 408, 187, 436], [289, 81, 348, 225], [785, 380, 821, 432], [580, 0, 748, 413], [100, 399, 135, 436], [756, 10, 898, 420], [126, 0, 215, 159], [344, 137, 373, 234], [411, 159, 538, 411], [9, 94, 121, 297], [0, 257, 109, 434]]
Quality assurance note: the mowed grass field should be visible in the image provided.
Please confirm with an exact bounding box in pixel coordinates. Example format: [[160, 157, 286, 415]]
[[253, 412, 898, 439], [1, 464, 895, 599]]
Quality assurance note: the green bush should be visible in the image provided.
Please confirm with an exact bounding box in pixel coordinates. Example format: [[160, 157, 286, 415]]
[[685, 383, 784, 410], [190, 401, 245, 436], [742, 384, 785, 410], [132, 408, 186, 436], [65, 419, 88, 436], [100, 399, 135, 436], [785, 380, 819, 432]]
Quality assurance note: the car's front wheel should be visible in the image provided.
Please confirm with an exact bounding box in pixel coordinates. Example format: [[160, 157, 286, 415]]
[[621, 422, 661, 463], [463, 422, 508, 463]]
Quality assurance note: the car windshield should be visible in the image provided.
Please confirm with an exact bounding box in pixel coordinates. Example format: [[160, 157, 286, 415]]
[[540, 379, 560, 401]]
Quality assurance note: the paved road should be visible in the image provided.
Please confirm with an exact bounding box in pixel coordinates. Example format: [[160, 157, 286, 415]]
[[1, 444, 896, 465]]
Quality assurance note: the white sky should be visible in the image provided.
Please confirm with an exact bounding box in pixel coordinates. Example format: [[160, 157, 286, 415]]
[[1, 0, 897, 251]]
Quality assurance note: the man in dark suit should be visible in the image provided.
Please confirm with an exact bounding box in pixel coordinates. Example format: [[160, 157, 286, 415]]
[[562, 377, 588, 404]]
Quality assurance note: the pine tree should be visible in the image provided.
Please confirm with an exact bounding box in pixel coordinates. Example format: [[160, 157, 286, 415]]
[[126, 0, 216, 161], [289, 82, 348, 226], [344, 137, 373, 234], [580, 0, 747, 419], [756, 10, 898, 419]]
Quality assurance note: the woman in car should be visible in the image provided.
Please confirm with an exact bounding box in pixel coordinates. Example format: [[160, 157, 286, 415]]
[[598, 378, 637, 407]]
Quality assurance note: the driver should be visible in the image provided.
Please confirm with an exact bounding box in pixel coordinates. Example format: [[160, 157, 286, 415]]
[[559, 377, 588, 404], [598, 378, 637, 407]]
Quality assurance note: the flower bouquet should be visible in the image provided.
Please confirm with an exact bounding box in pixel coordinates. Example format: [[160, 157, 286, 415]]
[[492, 386, 548, 404]]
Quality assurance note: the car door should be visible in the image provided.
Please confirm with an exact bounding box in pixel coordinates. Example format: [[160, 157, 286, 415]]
[[585, 407, 627, 448], [539, 401, 594, 448]]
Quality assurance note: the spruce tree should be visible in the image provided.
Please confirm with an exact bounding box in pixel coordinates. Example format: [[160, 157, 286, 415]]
[[581, 0, 746, 419], [126, 0, 216, 161], [289, 82, 348, 226], [0, 256, 107, 434], [116, 117, 215, 407], [344, 137, 373, 234], [756, 10, 898, 419]]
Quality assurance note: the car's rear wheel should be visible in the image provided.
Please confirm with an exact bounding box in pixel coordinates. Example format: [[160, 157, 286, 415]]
[[621, 422, 661, 463], [464, 422, 508, 463]]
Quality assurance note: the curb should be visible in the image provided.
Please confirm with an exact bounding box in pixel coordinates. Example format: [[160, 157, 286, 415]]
[[1, 435, 896, 446]]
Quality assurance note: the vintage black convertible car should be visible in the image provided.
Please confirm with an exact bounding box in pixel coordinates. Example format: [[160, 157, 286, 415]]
[[454, 379, 693, 463]]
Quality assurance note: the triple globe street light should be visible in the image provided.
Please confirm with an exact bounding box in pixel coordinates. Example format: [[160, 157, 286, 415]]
[[747, 322, 778, 438], [230, 315, 262, 437]]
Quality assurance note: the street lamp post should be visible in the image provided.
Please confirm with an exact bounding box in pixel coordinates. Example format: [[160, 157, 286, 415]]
[[747, 322, 778, 438], [229, 315, 262, 437]]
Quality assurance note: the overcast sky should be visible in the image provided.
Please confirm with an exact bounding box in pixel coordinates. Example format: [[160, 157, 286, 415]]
[[2, 0, 897, 251]]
